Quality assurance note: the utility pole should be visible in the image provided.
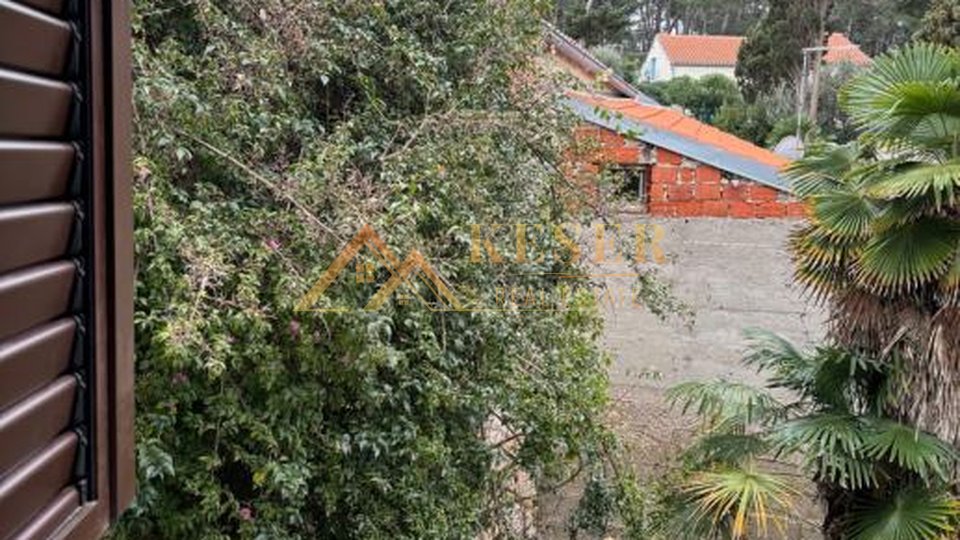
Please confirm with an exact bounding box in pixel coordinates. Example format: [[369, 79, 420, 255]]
[[796, 44, 858, 144], [808, 0, 831, 126]]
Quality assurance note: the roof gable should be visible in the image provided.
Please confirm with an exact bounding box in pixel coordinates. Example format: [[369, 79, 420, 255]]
[[566, 92, 791, 192], [823, 33, 871, 66], [655, 34, 744, 67]]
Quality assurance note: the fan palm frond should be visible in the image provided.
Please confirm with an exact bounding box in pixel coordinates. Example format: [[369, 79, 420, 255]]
[[873, 195, 939, 231], [771, 413, 876, 489], [667, 380, 786, 429], [683, 433, 771, 469], [809, 347, 888, 413], [741, 329, 814, 394], [869, 161, 960, 210], [841, 43, 960, 145], [855, 216, 960, 293], [810, 187, 878, 241], [846, 489, 960, 540], [790, 225, 857, 299], [862, 418, 958, 483], [786, 143, 860, 198], [684, 465, 795, 539]]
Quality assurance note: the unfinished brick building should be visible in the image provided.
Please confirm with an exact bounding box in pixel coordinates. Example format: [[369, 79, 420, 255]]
[[568, 92, 805, 219]]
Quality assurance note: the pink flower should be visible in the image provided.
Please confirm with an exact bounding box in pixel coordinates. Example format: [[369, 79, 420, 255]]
[[239, 506, 254, 522], [171, 372, 188, 385], [265, 238, 281, 251], [289, 320, 301, 337]]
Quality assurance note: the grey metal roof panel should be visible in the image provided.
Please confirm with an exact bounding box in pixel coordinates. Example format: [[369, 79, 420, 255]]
[[564, 96, 791, 192]]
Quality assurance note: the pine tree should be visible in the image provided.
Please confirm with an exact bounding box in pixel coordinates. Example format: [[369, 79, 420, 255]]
[[555, 0, 638, 46]]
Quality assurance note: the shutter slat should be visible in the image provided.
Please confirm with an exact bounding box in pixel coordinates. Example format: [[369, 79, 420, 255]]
[[0, 68, 72, 138], [0, 142, 75, 206], [0, 432, 77, 540], [8, 486, 78, 540], [0, 319, 75, 412], [0, 376, 76, 477], [0, 203, 74, 274], [12, 0, 62, 16], [0, 262, 75, 341], [0, 1, 71, 77]]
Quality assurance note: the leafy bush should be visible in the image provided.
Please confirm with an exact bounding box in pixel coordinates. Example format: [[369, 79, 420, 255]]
[[118, 1, 635, 538], [589, 44, 641, 85], [712, 101, 775, 147], [639, 75, 741, 123]]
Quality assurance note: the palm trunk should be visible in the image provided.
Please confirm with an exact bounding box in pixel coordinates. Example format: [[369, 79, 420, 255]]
[[818, 291, 960, 538], [829, 291, 960, 446]]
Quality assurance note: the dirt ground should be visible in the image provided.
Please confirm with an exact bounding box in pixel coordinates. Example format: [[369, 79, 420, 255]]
[[537, 216, 827, 539]]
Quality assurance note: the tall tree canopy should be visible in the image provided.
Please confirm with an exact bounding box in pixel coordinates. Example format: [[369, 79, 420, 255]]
[[554, 0, 639, 46], [736, 0, 832, 100], [829, 0, 929, 56], [916, 0, 960, 47]]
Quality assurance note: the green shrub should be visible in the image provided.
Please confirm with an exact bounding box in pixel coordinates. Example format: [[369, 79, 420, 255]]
[[712, 101, 775, 146], [639, 75, 741, 123], [118, 1, 631, 538]]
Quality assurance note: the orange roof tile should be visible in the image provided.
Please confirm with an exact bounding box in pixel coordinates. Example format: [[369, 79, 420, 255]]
[[656, 34, 744, 67], [822, 33, 871, 66], [570, 91, 789, 170]]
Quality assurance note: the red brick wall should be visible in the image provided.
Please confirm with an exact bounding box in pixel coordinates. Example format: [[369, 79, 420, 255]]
[[574, 125, 806, 219], [649, 149, 806, 218]]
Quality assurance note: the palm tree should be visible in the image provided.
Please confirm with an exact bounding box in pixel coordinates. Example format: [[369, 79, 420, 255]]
[[787, 43, 960, 450], [666, 331, 959, 540]]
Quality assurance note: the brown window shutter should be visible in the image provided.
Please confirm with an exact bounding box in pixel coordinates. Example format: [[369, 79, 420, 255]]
[[0, 1, 134, 539]]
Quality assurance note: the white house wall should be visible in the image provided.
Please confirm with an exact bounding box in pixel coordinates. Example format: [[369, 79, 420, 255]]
[[640, 38, 672, 82], [673, 65, 736, 79]]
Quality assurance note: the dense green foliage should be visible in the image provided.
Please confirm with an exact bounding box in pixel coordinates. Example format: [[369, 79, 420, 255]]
[[736, 0, 830, 100], [554, 0, 637, 46], [556, 0, 768, 52], [119, 1, 638, 537], [639, 75, 740, 123], [590, 45, 642, 85], [557, 0, 926, 59], [712, 101, 776, 147], [830, 0, 929, 56], [917, 0, 960, 47], [662, 332, 960, 540]]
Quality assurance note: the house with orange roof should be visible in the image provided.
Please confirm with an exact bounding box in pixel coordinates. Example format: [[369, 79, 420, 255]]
[[822, 32, 872, 67], [640, 34, 744, 82], [640, 32, 870, 83]]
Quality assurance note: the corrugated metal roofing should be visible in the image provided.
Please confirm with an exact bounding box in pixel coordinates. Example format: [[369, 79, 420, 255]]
[[566, 91, 792, 192]]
